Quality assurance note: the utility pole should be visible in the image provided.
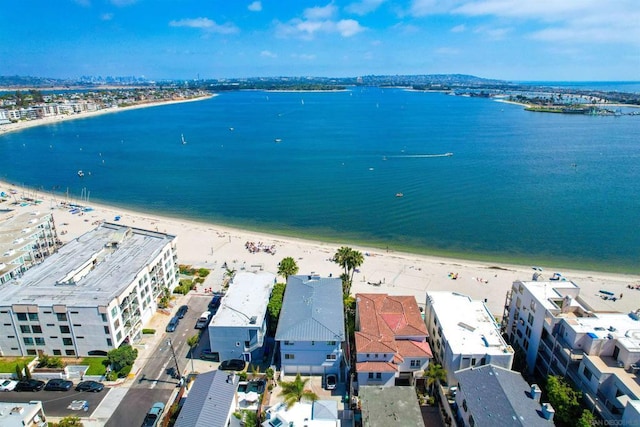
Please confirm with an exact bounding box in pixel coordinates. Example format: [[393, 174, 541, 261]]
[[167, 338, 183, 386]]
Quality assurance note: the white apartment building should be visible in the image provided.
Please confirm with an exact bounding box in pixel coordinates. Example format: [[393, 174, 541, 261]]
[[208, 271, 276, 363], [0, 223, 178, 357], [425, 291, 514, 386], [504, 280, 640, 422], [0, 209, 60, 284]]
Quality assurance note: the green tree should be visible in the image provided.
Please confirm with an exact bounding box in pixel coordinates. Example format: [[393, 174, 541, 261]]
[[187, 334, 200, 357], [423, 363, 447, 395], [279, 373, 318, 408], [546, 375, 582, 425], [15, 364, 23, 380], [576, 409, 596, 427], [345, 249, 364, 284], [267, 283, 286, 335], [107, 345, 138, 376], [277, 257, 299, 280], [332, 246, 352, 277], [52, 416, 83, 427], [332, 247, 364, 296], [24, 364, 32, 379]]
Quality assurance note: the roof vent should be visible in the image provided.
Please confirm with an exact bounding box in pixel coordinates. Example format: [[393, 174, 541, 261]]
[[250, 316, 257, 324], [530, 384, 542, 401], [541, 403, 555, 421]]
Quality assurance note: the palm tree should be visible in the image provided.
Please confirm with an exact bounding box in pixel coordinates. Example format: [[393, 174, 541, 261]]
[[279, 373, 318, 408], [277, 257, 299, 280], [424, 363, 447, 395], [332, 246, 352, 276], [345, 249, 364, 283]]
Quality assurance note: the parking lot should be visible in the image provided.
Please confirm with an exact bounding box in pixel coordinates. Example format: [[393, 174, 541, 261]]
[[0, 387, 109, 417]]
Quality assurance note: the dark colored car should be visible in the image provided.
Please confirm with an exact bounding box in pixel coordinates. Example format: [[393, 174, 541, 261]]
[[200, 350, 219, 362], [166, 315, 180, 332], [14, 379, 45, 392], [325, 374, 337, 390], [208, 295, 222, 313], [177, 305, 188, 319], [219, 359, 246, 371], [76, 380, 105, 392], [44, 378, 73, 391]]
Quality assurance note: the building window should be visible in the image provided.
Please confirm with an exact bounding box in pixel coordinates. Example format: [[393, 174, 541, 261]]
[[515, 297, 521, 308], [469, 415, 475, 427], [530, 300, 536, 312], [463, 399, 468, 412], [53, 349, 62, 356], [31, 325, 42, 334], [28, 313, 39, 321], [471, 358, 477, 366], [60, 325, 70, 334], [284, 354, 295, 360], [583, 366, 593, 381], [375, 373, 381, 379], [17, 313, 27, 321], [244, 341, 250, 348], [368, 372, 374, 379], [527, 313, 534, 325], [56, 313, 67, 321], [65, 349, 76, 356], [35, 337, 45, 346], [114, 319, 120, 329], [23, 337, 34, 346], [104, 326, 110, 334], [62, 338, 73, 346], [111, 306, 118, 317], [107, 338, 113, 347], [116, 331, 122, 342], [20, 325, 30, 333], [27, 349, 37, 356], [410, 360, 420, 367], [327, 341, 336, 345], [326, 354, 337, 360], [73, 324, 81, 327], [284, 341, 293, 346]]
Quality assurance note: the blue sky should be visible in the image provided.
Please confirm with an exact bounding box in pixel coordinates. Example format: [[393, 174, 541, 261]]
[[1, 0, 638, 81]]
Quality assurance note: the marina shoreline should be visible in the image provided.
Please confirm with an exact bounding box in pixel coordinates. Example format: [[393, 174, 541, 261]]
[[2, 179, 638, 318], [0, 94, 215, 136]]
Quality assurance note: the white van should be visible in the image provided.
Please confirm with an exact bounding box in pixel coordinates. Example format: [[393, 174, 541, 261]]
[[195, 311, 211, 329]]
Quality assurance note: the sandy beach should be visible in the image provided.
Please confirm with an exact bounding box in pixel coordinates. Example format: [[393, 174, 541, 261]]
[[2, 180, 639, 319], [0, 94, 215, 135]]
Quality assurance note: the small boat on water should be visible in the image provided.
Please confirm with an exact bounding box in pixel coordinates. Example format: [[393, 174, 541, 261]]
[[181, 134, 187, 145], [395, 193, 404, 198], [77, 170, 84, 177], [274, 138, 282, 143]]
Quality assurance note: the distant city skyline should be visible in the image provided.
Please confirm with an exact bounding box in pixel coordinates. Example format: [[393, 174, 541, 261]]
[[1, 1, 638, 81]]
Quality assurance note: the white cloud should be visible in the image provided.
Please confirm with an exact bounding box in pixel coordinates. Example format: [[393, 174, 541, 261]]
[[346, 0, 386, 15], [169, 18, 239, 34], [473, 26, 511, 40], [248, 1, 262, 12], [275, 11, 365, 39], [450, 24, 465, 33], [260, 50, 276, 58], [304, 3, 338, 20], [336, 19, 365, 37], [101, 13, 114, 21]]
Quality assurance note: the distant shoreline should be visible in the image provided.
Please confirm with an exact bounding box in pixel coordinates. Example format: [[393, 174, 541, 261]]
[[0, 94, 215, 136]]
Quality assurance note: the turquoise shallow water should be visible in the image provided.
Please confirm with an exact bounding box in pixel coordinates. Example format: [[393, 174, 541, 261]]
[[1, 89, 639, 272]]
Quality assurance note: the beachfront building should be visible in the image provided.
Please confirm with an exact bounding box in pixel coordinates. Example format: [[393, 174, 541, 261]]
[[454, 365, 555, 426], [275, 274, 345, 376], [207, 271, 276, 363], [425, 291, 514, 386], [0, 400, 47, 426], [354, 293, 432, 389], [504, 280, 640, 421], [357, 386, 423, 427], [174, 370, 239, 427], [0, 223, 178, 357], [0, 209, 60, 285]]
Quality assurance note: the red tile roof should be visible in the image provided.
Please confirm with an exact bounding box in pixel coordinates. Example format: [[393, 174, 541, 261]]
[[356, 361, 398, 373]]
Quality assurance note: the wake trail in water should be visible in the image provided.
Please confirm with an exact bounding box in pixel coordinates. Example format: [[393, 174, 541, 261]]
[[387, 153, 453, 158]]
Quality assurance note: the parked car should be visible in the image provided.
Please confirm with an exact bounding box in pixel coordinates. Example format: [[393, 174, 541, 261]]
[[76, 380, 105, 392], [166, 315, 180, 332], [219, 359, 246, 371], [0, 379, 17, 392], [195, 311, 211, 329], [14, 379, 45, 392], [208, 295, 222, 313], [44, 378, 73, 391], [325, 374, 337, 390], [200, 350, 219, 362], [67, 400, 89, 411], [142, 402, 165, 427], [177, 305, 188, 319]]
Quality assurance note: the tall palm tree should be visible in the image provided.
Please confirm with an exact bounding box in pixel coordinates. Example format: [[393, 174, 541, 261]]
[[279, 373, 318, 408], [346, 249, 364, 283], [332, 246, 352, 276], [424, 363, 447, 395], [277, 256, 299, 280]]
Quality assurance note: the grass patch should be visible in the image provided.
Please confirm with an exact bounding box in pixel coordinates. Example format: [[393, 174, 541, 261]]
[[78, 357, 108, 376], [0, 357, 34, 374]]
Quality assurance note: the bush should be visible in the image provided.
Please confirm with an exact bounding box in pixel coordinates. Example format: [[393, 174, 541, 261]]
[[197, 268, 210, 277], [142, 329, 156, 335], [37, 354, 64, 369], [194, 277, 205, 284], [117, 365, 133, 378]]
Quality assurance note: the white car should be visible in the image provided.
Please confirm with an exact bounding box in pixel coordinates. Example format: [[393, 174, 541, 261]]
[[0, 379, 17, 392], [67, 400, 89, 411]]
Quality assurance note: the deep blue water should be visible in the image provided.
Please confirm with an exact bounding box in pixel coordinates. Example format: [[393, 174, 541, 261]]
[[1, 89, 639, 272]]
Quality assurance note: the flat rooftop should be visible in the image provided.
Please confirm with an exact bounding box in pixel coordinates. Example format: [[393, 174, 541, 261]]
[[565, 312, 640, 350], [517, 280, 587, 313], [211, 271, 275, 327], [1, 223, 175, 307], [428, 291, 511, 355], [359, 386, 423, 427]]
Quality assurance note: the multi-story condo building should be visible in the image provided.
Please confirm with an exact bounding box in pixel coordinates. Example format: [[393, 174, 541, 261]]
[[208, 271, 276, 363], [0, 209, 60, 284], [0, 223, 178, 357], [504, 280, 640, 421], [425, 291, 514, 386], [354, 293, 432, 388]]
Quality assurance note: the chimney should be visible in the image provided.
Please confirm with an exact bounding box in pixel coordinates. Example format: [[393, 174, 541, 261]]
[[541, 403, 555, 421], [530, 384, 542, 402]]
